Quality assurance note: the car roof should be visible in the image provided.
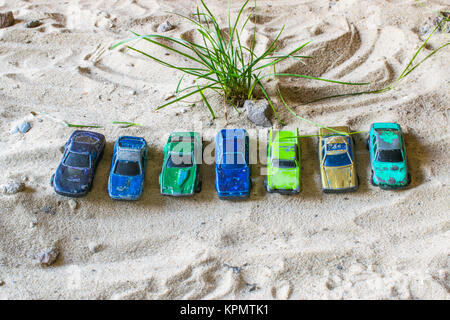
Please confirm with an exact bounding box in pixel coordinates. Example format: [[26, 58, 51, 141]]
[[323, 136, 350, 155], [374, 128, 402, 150], [117, 148, 141, 162], [69, 131, 102, 153], [271, 130, 297, 159], [216, 129, 248, 164]]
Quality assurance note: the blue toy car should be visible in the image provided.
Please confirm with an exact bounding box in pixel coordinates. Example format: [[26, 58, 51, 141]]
[[51, 130, 106, 197], [108, 136, 148, 200], [215, 129, 251, 199]]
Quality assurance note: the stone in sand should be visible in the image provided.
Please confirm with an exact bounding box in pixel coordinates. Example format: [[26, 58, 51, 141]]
[[18, 121, 31, 133], [0, 11, 14, 29], [157, 20, 174, 33], [88, 242, 101, 253], [0, 180, 25, 194], [37, 247, 59, 266], [25, 20, 42, 28], [68, 199, 77, 210], [244, 99, 272, 127]]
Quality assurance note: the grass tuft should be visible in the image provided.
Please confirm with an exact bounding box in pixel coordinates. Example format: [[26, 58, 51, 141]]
[[111, 0, 368, 123]]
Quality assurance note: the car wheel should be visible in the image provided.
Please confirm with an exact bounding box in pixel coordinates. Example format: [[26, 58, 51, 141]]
[[365, 137, 370, 150], [370, 171, 377, 186], [407, 173, 411, 186], [196, 180, 202, 193], [50, 174, 55, 187]]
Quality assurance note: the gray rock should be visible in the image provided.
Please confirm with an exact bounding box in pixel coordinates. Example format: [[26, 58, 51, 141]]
[[37, 247, 59, 266], [18, 121, 31, 133], [0, 180, 25, 194], [25, 20, 41, 28], [157, 20, 174, 33], [0, 11, 14, 29], [244, 99, 272, 127]]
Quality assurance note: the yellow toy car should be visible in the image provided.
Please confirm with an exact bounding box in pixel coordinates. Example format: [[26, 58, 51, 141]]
[[318, 126, 358, 193]]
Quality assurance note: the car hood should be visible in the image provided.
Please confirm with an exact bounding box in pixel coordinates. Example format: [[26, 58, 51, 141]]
[[269, 168, 299, 190], [55, 165, 91, 193], [161, 167, 196, 194], [322, 165, 355, 189], [216, 167, 250, 193], [374, 163, 408, 184], [109, 174, 143, 197]]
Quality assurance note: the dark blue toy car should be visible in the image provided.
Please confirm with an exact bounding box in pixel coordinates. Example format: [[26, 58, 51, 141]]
[[51, 130, 106, 197], [215, 129, 251, 199], [108, 136, 148, 200]]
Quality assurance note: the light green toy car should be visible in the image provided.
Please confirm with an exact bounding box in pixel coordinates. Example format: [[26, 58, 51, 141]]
[[265, 129, 301, 194]]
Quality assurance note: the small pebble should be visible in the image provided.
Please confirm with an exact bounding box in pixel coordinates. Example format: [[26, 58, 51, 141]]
[[37, 247, 59, 266], [88, 242, 101, 253], [0, 180, 25, 194], [0, 280, 4, 286], [224, 264, 241, 274], [41, 206, 56, 215], [25, 19, 41, 28], [129, 90, 137, 95], [157, 20, 174, 33], [165, 93, 175, 100], [18, 121, 31, 133], [30, 221, 38, 228], [68, 199, 77, 210], [246, 283, 257, 292]]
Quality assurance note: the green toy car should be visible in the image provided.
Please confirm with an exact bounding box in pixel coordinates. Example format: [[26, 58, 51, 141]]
[[367, 122, 410, 189], [159, 132, 202, 196], [265, 129, 301, 194]]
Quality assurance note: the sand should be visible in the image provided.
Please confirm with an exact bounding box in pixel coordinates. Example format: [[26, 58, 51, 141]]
[[0, 0, 449, 300]]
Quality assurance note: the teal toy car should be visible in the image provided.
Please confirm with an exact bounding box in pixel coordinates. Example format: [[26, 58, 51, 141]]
[[367, 123, 410, 189], [159, 132, 202, 196]]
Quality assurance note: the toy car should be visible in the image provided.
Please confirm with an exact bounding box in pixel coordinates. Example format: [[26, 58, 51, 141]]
[[265, 129, 301, 194], [108, 136, 148, 200], [215, 129, 251, 199], [159, 132, 202, 196], [366, 122, 410, 189], [318, 126, 358, 193], [51, 130, 105, 197]]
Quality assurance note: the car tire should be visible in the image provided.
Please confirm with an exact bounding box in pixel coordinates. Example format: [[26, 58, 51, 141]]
[[50, 174, 55, 187], [407, 173, 411, 186], [370, 171, 377, 186], [196, 180, 202, 193], [365, 137, 370, 150]]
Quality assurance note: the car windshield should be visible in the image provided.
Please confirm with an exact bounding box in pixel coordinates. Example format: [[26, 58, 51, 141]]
[[167, 154, 193, 168], [64, 152, 90, 168], [114, 160, 141, 176], [171, 136, 195, 143], [376, 149, 403, 162], [273, 159, 296, 168], [324, 153, 352, 167], [220, 152, 246, 169]]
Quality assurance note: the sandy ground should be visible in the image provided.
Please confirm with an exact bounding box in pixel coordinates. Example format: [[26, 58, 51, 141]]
[[0, 0, 449, 299]]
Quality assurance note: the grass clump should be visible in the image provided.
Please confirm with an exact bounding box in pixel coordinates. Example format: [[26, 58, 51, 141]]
[[111, 0, 368, 123]]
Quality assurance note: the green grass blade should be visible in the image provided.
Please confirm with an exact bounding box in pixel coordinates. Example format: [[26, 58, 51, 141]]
[[156, 83, 217, 110], [198, 85, 216, 119]]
